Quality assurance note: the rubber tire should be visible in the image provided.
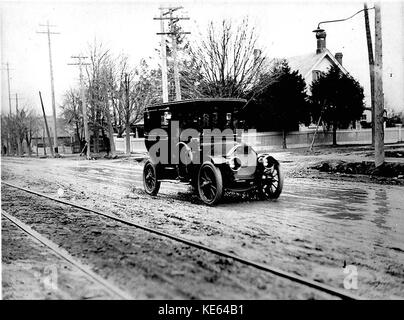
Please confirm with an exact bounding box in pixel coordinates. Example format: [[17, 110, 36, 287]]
[[197, 161, 224, 206], [143, 160, 161, 196], [259, 163, 283, 200]]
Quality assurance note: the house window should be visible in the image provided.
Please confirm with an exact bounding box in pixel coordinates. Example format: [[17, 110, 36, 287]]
[[312, 70, 321, 81]]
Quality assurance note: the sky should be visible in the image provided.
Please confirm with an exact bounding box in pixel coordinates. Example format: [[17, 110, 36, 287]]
[[1, 0, 403, 117]]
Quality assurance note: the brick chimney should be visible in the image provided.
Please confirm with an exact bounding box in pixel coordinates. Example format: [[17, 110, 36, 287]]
[[315, 29, 327, 54], [335, 52, 343, 65]]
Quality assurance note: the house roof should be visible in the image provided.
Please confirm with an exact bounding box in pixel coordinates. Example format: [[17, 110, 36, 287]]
[[287, 49, 348, 80], [287, 52, 320, 79]]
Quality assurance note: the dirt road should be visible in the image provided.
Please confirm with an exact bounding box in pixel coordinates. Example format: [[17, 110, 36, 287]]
[[1, 155, 403, 299]]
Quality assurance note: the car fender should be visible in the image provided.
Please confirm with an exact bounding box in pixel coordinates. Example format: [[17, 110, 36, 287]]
[[208, 156, 227, 165], [257, 154, 279, 166]]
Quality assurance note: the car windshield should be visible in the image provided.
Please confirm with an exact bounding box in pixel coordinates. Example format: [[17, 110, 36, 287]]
[[173, 110, 238, 131], [144, 99, 248, 138]]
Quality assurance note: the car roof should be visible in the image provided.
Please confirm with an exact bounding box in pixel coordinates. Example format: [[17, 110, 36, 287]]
[[146, 98, 247, 112]]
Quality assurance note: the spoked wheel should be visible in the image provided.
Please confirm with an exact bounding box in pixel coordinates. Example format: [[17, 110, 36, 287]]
[[258, 163, 283, 200], [197, 162, 223, 206], [143, 160, 161, 196]]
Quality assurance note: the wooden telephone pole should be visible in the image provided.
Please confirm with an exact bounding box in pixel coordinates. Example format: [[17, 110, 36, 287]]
[[2, 62, 13, 115], [155, 10, 169, 102], [1, 62, 14, 155], [363, 3, 376, 146], [154, 6, 190, 102], [37, 21, 60, 156], [12, 93, 22, 156], [39, 91, 55, 158], [68, 56, 91, 159], [374, 2, 385, 167]]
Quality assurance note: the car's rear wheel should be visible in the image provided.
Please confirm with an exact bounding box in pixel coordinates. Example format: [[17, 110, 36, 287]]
[[197, 162, 223, 206], [258, 162, 283, 199], [143, 160, 161, 196]]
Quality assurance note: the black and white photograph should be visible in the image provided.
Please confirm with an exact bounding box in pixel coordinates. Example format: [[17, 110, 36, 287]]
[[0, 0, 403, 308]]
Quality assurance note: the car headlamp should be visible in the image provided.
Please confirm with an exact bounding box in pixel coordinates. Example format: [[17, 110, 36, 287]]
[[164, 111, 172, 120], [229, 157, 242, 171]]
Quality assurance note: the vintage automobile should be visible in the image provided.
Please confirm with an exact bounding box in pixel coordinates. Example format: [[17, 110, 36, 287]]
[[142, 98, 283, 205]]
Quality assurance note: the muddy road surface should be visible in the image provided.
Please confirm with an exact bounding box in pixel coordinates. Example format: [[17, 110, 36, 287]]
[[1, 156, 403, 299]]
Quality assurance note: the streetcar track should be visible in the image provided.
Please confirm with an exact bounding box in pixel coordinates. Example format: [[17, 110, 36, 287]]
[[1, 209, 133, 300], [1, 180, 361, 300]]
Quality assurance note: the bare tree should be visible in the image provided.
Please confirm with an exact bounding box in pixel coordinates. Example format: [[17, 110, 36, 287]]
[[118, 59, 157, 155], [99, 56, 120, 158], [1, 116, 12, 155], [6, 106, 40, 156], [60, 88, 85, 149], [85, 41, 110, 154], [23, 109, 40, 156], [106, 54, 129, 137], [188, 18, 267, 98]]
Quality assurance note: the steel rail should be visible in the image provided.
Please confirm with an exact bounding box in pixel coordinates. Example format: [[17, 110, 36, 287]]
[[2, 181, 361, 300], [1, 209, 133, 300]]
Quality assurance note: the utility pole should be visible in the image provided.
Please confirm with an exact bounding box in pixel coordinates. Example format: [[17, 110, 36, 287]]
[[42, 127, 47, 156], [15, 93, 19, 113], [155, 10, 169, 102], [10, 93, 25, 155], [2, 62, 13, 115], [37, 21, 60, 156], [68, 56, 91, 159], [364, 3, 376, 146], [374, 2, 384, 167], [39, 91, 54, 158], [8, 64, 12, 114], [170, 10, 181, 101], [124, 73, 131, 155], [154, 6, 190, 102], [1, 62, 14, 155], [1, 62, 13, 114], [313, 6, 376, 148], [104, 69, 117, 158], [14, 93, 22, 156]]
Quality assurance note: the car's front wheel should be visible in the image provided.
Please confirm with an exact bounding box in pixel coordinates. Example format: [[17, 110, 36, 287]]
[[258, 162, 283, 199], [197, 162, 223, 206], [143, 160, 161, 196]]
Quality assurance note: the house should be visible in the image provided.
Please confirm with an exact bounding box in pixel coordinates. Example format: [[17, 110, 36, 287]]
[[32, 116, 74, 153], [287, 29, 370, 129]]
